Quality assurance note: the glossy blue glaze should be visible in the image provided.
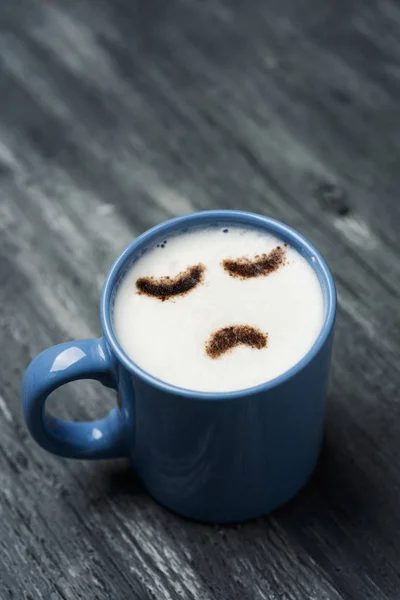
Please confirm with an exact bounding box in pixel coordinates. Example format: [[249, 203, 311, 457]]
[[22, 338, 126, 459], [22, 210, 336, 522]]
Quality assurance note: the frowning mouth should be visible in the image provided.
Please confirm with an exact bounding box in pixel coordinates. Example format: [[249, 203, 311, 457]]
[[206, 325, 268, 359]]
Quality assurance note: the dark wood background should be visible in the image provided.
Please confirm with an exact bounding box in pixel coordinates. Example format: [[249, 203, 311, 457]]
[[1, 0, 400, 598]]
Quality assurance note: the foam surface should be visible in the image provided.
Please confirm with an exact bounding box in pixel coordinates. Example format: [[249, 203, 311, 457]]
[[113, 225, 325, 392]]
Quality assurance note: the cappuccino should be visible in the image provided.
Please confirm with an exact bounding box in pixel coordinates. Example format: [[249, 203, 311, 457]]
[[113, 225, 324, 392]]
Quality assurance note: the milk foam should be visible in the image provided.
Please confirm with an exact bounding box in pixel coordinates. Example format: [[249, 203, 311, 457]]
[[113, 225, 325, 392]]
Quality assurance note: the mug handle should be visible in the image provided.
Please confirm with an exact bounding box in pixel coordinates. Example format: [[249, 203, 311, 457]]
[[21, 337, 126, 459]]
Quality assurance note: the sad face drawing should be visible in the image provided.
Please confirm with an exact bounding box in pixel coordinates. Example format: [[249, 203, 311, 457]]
[[136, 245, 287, 358], [113, 227, 324, 392]]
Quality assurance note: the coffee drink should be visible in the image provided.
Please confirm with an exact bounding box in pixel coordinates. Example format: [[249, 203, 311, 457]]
[[113, 225, 324, 392]]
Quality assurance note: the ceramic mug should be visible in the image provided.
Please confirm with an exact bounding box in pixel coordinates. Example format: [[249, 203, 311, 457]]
[[22, 210, 336, 523]]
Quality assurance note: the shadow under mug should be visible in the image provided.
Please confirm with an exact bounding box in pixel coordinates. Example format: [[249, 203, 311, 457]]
[[22, 210, 336, 523]]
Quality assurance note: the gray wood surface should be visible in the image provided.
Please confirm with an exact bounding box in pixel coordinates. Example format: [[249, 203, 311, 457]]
[[0, 0, 399, 598]]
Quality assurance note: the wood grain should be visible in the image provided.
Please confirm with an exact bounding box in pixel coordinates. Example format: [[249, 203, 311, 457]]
[[0, 0, 400, 598]]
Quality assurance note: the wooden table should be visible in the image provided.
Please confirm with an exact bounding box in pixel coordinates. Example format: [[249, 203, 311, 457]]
[[1, 0, 399, 598]]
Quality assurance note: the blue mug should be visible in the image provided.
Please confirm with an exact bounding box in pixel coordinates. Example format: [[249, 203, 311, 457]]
[[22, 210, 336, 523]]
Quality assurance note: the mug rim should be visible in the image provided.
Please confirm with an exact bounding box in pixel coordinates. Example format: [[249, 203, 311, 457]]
[[101, 210, 336, 400]]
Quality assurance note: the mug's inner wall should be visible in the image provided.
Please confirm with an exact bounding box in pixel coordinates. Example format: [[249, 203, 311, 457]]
[[107, 216, 333, 393]]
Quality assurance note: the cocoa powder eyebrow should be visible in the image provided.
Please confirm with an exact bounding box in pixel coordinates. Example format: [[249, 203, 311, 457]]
[[136, 264, 205, 301], [222, 246, 286, 279]]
